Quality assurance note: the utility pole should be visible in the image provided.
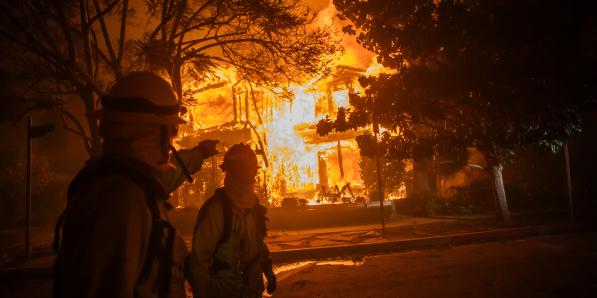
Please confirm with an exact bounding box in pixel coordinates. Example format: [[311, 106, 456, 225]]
[[564, 142, 574, 221], [373, 121, 386, 238], [24, 117, 54, 260], [25, 117, 32, 260]]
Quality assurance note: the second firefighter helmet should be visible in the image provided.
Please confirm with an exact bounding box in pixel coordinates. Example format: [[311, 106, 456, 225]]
[[221, 143, 259, 181]]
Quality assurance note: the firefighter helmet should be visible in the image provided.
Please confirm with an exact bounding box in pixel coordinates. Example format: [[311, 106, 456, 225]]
[[96, 71, 185, 125], [221, 143, 259, 181]]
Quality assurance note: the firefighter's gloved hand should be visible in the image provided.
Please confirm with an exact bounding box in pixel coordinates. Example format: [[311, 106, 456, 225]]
[[265, 268, 276, 294], [195, 139, 219, 159]]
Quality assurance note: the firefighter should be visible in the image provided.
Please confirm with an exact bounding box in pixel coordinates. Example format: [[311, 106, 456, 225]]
[[187, 143, 276, 298], [53, 71, 218, 298]]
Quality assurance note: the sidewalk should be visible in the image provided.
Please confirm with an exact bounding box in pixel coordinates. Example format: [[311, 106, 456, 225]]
[[0, 226, 55, 264], [270, 221, 581, 264], [0, 216, 585, 280], [266, 216, 493, 252]]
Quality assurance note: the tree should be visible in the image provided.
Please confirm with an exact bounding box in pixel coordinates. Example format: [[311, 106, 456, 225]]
[[1, 0, 340, 159], [358, 140, 410, 201], [0, 0, 135, 157], [136, 0, 341, 104], [319, 0, 597, 223]]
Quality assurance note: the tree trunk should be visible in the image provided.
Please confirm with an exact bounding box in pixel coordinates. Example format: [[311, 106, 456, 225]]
[[171, 62, 184, 102], [79, 1, 101, 157], [490, 164, 512, 224], [563, 142, 574, 221], [410, 157, 432, 198], [337, 140, 344, 179], [244, 89, 250, 127], [489, 175, 501, 219], [232, 87, 238, 124], [82, 88, 102, 157]]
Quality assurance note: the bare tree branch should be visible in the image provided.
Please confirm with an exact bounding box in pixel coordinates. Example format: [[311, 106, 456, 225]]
[[181, 31, 246, 51], [248, 82, 263, 125], [92, 0, 119, 76], [57, 107, 94, 154], [116, 0, 129, 70], [88, 0, 120, 25]]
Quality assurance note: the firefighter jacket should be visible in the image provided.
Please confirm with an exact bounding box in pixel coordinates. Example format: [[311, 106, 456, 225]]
[[187, 188, 271, 298], [54, 155, 188, 298]]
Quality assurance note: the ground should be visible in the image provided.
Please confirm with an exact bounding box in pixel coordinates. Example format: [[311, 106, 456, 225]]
[[2, 215, 499, 263], [272, 232, 597, 298], [1, 232, 596, 297]]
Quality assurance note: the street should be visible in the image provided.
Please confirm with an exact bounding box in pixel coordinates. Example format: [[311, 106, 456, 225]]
[[1, 232, 596, 297], [273, 232, 597, 297]]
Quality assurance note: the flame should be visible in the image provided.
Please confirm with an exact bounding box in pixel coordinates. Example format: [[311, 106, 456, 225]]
[[184, 67, 239, 130], [184, 68, 367, 204], [267, 84, 320, 195], [332, 90, 349, 108], [364, 58, 397, 77]]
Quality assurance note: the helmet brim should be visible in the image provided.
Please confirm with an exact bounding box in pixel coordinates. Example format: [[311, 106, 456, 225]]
[[95, 110, 187, 125]]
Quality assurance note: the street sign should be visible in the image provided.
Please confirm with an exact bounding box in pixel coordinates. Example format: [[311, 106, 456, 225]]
[[28, 123, 55, 138], [24, 118, 54, 260]]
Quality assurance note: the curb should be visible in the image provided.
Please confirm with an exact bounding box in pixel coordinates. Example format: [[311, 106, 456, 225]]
[[270, 222, 582, 264], [0, 222, 584, 280]]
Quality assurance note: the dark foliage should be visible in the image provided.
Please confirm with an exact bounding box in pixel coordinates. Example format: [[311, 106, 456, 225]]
[[359, 155, 409, 201], [317, 0, 597, 222], [323, 0, 597, 165]]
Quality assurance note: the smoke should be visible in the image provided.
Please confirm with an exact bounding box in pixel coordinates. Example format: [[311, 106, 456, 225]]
[[309, 0, 375, 69]]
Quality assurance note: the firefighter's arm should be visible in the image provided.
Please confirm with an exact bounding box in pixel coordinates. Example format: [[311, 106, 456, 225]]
[[71, 179, 152, 298], [188, 202, 224, 297], [262, 243, 277, 294], [166, 140, 219, 192]]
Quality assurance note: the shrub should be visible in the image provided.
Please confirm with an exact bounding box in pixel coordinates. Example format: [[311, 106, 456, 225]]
[[281, 197, 299, 209]]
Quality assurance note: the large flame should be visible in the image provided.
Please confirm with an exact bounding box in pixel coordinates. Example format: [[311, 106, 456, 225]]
[[267, 82, 321, 194]]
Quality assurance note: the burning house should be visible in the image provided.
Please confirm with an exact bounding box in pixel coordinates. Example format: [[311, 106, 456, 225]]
[[172, 63, 396, 207]]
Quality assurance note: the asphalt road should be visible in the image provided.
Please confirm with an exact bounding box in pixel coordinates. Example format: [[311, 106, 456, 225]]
[[1, 232, 596, 297], [273, 232, 597, 298]]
